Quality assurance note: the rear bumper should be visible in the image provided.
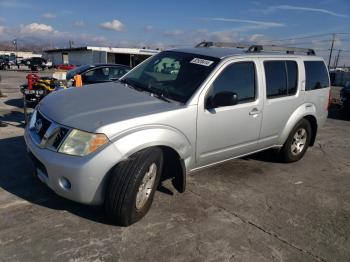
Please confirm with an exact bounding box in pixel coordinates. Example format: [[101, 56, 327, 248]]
[[24, 126, 123, 205]]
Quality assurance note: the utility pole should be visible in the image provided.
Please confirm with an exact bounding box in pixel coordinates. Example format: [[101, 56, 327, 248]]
[[328, 34, 336, 69], [12, 39, 17, 65], [334, 49, 341, 69]]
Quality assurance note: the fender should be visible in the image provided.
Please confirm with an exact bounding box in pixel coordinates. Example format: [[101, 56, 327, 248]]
[[278, 103, 317, 145], [110, 124, 193, 166]]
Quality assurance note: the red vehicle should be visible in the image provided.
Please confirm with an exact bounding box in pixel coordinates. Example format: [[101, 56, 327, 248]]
[[56, 64, 75, 70]]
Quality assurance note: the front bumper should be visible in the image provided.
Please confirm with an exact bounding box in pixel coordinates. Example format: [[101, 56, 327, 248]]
[[24, 126, 123, 205]]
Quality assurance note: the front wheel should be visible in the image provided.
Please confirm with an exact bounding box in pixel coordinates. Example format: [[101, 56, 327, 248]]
[[105, 147, 163, 226], [280, 119, 312, 163]]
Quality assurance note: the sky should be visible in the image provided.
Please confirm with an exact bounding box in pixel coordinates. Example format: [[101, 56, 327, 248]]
[[0, 0, 349, 65]]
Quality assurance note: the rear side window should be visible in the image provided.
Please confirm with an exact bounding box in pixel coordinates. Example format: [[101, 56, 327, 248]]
[[286, 61, 298, 95], [304, 61, 329, 90], [264, 60, 298, 98]]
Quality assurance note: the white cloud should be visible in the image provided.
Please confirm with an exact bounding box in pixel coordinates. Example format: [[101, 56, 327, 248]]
[[78, 33, 109, 45], [209, 18, 284, 28], [161, 27, 269, 46], [247, 34, 267, 42], [144, 25, 153, 32], [42, 13, 56, 19], [20, 23, 54, 35], [0, 1, 29, 8], [163, 30, 184, 37], [266, 5, 348, 18], [0, 25, 6, 35], [99, 20, 125, 32], [74, 21, 85, 27]]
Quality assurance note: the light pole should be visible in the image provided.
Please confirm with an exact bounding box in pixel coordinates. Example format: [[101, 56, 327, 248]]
[[12, 39, 18, 67]]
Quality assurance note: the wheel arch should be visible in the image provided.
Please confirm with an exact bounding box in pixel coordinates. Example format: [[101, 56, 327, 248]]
[[303, 115, 318, 146], [108, 126, 192, 193], [279, 104, 318, 146]]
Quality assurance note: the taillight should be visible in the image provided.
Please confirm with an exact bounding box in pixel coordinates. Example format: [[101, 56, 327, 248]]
[[327, 89, 332, 110]]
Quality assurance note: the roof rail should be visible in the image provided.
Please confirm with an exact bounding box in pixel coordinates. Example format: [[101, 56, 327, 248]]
[[195, 41, 250, 49], [195, 41, 316, 55], [247, 45, 316, 55]]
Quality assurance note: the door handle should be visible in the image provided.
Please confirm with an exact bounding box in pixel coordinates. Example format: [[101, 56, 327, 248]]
[[249, 108, 260, 116]]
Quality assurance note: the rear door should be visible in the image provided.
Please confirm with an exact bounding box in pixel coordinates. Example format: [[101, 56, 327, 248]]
[[258, 58, 303, 148]]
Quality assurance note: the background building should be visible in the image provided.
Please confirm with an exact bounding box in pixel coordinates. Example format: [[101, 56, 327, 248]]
[[44, 46, 160, 67]]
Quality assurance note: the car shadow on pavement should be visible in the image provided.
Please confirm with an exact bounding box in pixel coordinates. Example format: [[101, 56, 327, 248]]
[[0, 136, 115, 226], [243, 148, 282, 163], [328, 108, 350, 121], [4, 98, 24, 108], [0, 110, 25, 128]]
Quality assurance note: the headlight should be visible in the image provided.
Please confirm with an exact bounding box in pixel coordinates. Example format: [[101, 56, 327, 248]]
[[29, 109, 37, 129], [58, 129, 109, 156]]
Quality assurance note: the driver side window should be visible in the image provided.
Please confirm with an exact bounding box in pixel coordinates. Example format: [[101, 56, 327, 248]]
[[210, 62, 256, 106]]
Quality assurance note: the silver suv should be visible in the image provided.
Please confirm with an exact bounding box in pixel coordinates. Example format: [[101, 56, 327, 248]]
[[25, 42, 330, 226]]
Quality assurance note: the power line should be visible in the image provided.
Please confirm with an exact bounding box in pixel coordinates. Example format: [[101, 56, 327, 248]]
[[266, 33, 332, 42], [262, 32, 350, 67]]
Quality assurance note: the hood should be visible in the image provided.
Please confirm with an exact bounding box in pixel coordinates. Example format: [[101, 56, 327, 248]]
[[39, 82, 179, 132]]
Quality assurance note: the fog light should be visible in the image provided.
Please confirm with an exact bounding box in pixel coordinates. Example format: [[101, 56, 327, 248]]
[[59, 177, 71, 190]]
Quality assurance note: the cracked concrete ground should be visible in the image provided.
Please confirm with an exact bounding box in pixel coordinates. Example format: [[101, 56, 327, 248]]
[[0, 71, 350, 262]]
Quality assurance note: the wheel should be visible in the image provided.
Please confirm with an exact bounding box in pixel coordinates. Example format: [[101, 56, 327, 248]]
[[105, 147, 163, 226], [280, 119, 311, 163]]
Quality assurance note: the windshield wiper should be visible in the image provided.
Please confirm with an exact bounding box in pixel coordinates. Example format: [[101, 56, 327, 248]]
[[147, 85, 172, 103], [119, 78, 145, 92], [120, 79, 172, 103], [149, 92, 171, 103]]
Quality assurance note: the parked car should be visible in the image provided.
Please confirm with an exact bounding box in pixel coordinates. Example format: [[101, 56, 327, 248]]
[[24, 43, 330, 226], [0, 55, 11, 70], [340, 81, 350, 115], [66, 64, 131, 85], [25, 57, 50, 71], [0, 58, 9, 70]]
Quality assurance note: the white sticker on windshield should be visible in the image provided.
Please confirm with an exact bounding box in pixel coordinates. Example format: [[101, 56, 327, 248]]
[[190, 58, 214, 66]]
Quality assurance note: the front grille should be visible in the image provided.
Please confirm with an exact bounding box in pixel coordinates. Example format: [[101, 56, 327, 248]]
[[52, 127, 69, 148], [36, 111, 52, 140], [29, 110, 70, 151]]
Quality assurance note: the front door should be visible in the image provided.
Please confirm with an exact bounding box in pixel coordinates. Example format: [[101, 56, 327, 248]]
[[196, 59, 263, 167]]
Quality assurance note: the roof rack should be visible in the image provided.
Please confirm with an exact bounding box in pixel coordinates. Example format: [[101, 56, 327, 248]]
[[195, 41, 316, 56], [195, 41, 250, 49], [247, 45, 315, 55]]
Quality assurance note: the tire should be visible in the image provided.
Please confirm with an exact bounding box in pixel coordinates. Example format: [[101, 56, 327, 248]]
[[105, 147, 163, 226], [280, 119, 312, 163]]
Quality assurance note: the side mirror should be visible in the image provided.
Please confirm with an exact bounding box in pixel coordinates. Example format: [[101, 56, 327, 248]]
[[206, 91, 238, 109]]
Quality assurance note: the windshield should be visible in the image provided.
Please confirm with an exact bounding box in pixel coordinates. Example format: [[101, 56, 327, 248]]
[[122, 51, 220, 103], [66, 65, 93, 79]]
